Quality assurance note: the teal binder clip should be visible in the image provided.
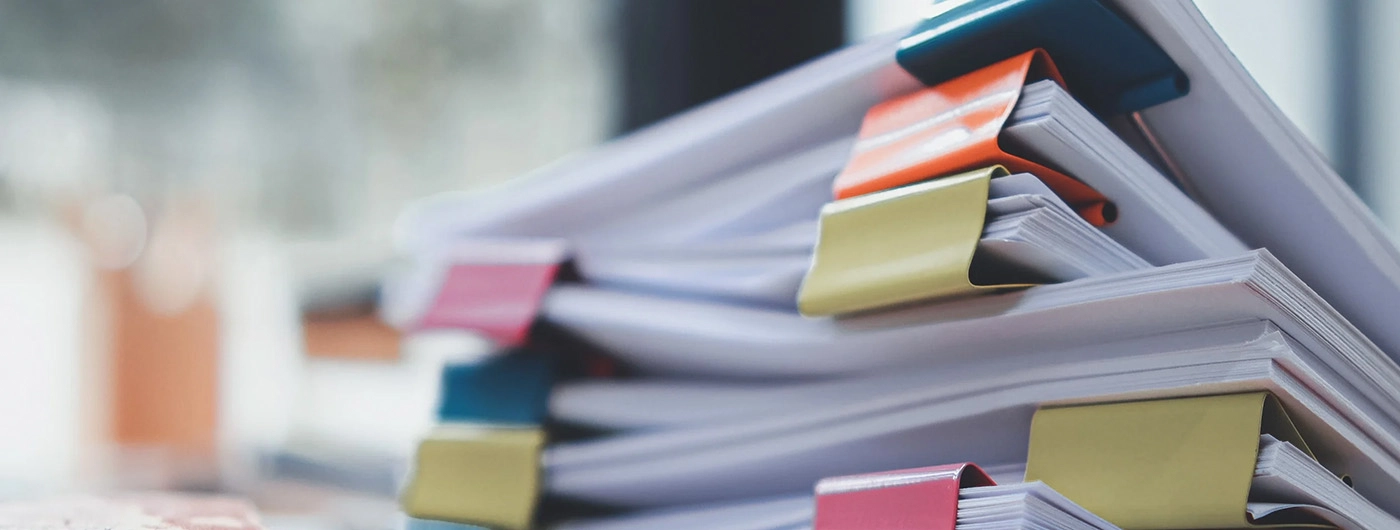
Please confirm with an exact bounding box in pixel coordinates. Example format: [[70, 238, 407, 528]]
[[438, 350, 556, 424], [404, 518, 488, 530], [896, 0, 1187, 115]]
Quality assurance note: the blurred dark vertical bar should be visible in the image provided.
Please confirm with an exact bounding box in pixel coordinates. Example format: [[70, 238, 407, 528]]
[[1331, 0, 1363, 197], [615, 0, 845, 134]]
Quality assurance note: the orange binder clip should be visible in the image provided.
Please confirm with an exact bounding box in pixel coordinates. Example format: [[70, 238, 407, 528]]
[[832, 50, 1113, 227]]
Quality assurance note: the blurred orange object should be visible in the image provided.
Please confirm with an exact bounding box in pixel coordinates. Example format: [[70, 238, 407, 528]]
[[107, 200, 220, 468], [66, 194, 222, 483], [303, 314, 401, 361], [103, 266, 220, 456]]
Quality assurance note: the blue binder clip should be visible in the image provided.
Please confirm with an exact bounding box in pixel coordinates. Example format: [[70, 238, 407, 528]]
[[438, 351, 556, 424], [404, 518, 488, 530], [896, 0, 1187, 115]]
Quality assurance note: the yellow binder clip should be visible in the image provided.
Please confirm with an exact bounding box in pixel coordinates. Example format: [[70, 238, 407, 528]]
[[400, 424, 545, 530], [798, 165, 1035, 317], [1025, 392, 1340, 529]]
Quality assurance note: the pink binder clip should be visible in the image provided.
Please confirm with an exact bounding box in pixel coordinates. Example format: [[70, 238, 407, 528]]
[[417, 238, 568, 347], [814, 463, 996, 530]]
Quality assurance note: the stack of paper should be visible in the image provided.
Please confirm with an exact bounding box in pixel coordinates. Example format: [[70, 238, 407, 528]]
[[381, 0, 1400, 529], [542, 434, 1399, 530]]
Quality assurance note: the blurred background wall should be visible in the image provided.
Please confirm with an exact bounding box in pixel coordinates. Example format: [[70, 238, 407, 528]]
[[0, 0, 1385, 516]]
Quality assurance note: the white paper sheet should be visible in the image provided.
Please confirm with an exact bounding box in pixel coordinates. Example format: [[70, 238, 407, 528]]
[[394, 31, 919, 250], [1104, 0, 1400, 364]]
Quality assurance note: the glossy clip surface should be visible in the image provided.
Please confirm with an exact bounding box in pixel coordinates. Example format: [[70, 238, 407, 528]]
[[814, 462, 995, 530], [800, 166, 1035, 317], [1025, 392, 1326, 529], [833, 51, 1111, 226], [897, 0, 1188, 115]]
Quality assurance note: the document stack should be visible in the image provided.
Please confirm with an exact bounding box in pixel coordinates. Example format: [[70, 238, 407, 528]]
[[381, 0, 1400, 528]]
